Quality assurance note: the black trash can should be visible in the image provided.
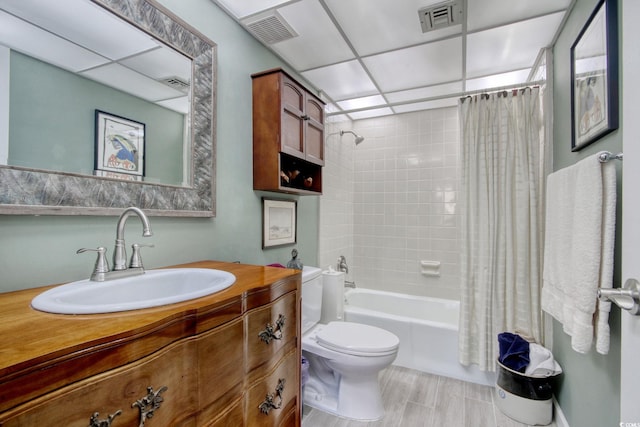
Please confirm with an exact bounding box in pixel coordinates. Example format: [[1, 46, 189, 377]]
[[494, 360, 561, 425]]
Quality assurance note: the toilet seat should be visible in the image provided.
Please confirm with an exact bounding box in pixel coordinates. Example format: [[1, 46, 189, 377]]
[[316, 321, 399, 357]]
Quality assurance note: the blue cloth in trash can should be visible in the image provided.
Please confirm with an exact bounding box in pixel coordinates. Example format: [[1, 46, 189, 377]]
[[498, 332, 530, 373]]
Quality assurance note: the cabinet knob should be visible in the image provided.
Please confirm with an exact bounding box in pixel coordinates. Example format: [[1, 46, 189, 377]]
[[132, 386, 168, 427], [258, 378, 286, 415], [88, 410, 122, 427], [258, 314, 286, 344]]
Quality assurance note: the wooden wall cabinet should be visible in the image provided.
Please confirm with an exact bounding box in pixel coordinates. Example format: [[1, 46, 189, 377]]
[[252, 69, 325, 195], [0, 261, 301, 427]]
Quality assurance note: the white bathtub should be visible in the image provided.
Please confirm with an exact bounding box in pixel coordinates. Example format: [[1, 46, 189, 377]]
[[344, 288, 495, 386]]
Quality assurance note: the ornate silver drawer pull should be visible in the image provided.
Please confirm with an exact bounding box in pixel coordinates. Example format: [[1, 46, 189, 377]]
[[88, 410, 122, 427], [132, 386, 168, 427], [258, 314, 286, 344], [258, 378, 286, 415]]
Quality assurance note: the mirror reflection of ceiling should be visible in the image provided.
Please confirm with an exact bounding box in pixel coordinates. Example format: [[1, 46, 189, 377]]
[[212, 0, 572, 120], [0, 0, 191, 114]]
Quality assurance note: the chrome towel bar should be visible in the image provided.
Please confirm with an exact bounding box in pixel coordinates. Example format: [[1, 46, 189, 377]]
[[598, 279, 640, 315], [598, 151, 623, 162]]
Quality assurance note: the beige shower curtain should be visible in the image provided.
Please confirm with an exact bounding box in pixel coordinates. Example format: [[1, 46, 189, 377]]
[[458, 87, 546, 371]]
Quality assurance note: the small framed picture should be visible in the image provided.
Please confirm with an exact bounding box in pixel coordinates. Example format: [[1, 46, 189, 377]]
[[570, 0, 619, 151], [94, 110, 145, 177], [262, 198, 297, 248]]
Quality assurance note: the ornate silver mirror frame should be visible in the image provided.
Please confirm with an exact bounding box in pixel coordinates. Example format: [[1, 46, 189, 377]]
[[0, 0, 217, 217]]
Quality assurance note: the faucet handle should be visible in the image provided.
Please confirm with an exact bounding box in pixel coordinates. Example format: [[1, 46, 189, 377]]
[[77, 247, 110, 279], [129, 243, 154, 268]]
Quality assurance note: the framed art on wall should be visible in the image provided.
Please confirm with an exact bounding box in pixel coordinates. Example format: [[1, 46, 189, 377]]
[[570, 0, 618, 151], [94, 110, 146, 177], [262, 198, 297, 248]]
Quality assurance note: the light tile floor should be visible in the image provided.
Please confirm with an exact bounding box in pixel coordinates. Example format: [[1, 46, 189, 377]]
[[302, 365, 557, 427]]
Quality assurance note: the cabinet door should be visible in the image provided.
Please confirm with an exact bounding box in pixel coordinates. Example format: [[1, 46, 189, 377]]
[[281, 76, 305, 159], [304, 97, 324, 166], [0, 340, 197, 427], [245, 291, 298, 379], [246, 350, 299, 427]]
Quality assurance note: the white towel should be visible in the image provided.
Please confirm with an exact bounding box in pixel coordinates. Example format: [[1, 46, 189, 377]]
[[525, 343, 563, 377], [541, 152, 616, 354]]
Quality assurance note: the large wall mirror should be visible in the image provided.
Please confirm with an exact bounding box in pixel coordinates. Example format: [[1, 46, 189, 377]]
[[0, 0, 217, 216]]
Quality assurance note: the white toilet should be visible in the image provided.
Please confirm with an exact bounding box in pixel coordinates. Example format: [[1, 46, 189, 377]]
[[301, 266, 399, 421]]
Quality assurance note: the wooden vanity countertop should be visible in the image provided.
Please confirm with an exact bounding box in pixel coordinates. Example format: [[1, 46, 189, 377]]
[[0, 260, 300, 413]]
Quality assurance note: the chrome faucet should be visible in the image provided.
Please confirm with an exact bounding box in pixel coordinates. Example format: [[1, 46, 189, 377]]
[[337, 255, 349, 274], [113, 207, 153, 271], [77, 207, 153, 282], [337, 255, 356, 288]]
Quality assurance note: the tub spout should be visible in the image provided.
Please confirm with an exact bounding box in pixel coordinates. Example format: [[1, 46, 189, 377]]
[[345, 280, 356, 288]]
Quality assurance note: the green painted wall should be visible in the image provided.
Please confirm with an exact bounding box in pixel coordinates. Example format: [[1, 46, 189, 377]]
[[9, 51, 185, 185], [0, 0, 319, 293], [552, 0, 622, 425]]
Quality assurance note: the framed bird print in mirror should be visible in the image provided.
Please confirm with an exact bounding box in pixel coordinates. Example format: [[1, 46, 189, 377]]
[[94, 110, 145, 180]]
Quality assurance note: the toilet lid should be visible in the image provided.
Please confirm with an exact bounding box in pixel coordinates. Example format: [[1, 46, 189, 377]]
[[316, 321, 399, 356]]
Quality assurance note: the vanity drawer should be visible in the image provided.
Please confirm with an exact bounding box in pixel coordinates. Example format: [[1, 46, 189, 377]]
[[245, 291, 298, 376], [246, 349, 299, 427], [197, 318, 244, 423], [202, 397, 244, 427], [0, 339, 197, 427]]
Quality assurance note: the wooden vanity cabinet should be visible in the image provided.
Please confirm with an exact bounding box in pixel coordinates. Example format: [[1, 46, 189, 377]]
[[1, 337, 198, 426], [0, 261, 301, 427], [252, 68, 325, 195]]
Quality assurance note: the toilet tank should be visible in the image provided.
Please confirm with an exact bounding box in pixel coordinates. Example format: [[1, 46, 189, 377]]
[[301, 266, 323, 334]]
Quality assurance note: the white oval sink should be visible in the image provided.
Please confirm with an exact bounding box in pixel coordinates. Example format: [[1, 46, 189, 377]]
[[31, 268, 236, 314]]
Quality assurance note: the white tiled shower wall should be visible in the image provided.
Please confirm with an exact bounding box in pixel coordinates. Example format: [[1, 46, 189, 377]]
[[319, 107, 461, 300], [318, 118, 355, 274]]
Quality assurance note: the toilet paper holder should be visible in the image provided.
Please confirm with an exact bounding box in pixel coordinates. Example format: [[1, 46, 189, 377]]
[[598, 278, 640, 315]]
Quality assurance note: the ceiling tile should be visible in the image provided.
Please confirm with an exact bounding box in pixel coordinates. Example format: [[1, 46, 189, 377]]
[[1, 0, 159, 61], [337, 95, 386, 111], [120, 45, 191, 82], [348, 107, 394, 121], [0, 10, 107, 72], [363, 38, 462, 92], [156, 96, 190, 114], [270, 0, 355, 70], [325, 0, 461, 56], [386, 82, 463, 103], [465, 69, 531, 92], [301, 60, 378, 101], [466, 12, 564, 78], [81, 63, 184, 102], [213, 0, 291, 19], [467, 0, 571, 31], [393, 97, 458, 114]]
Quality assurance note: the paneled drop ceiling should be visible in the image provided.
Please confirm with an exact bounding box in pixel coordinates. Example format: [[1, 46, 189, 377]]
[[212, 0, 573, 120], [0, 0, 191, 114]]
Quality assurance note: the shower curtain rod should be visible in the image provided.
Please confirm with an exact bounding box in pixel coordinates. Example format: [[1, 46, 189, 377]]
[[459, 85, 542, 103], [326, 79, 545, 116]]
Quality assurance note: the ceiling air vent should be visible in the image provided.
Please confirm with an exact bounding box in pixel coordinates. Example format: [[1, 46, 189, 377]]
[[418, 0, 464, 33], [160, 76, 190, 93], [242, 10, 298, 45]]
